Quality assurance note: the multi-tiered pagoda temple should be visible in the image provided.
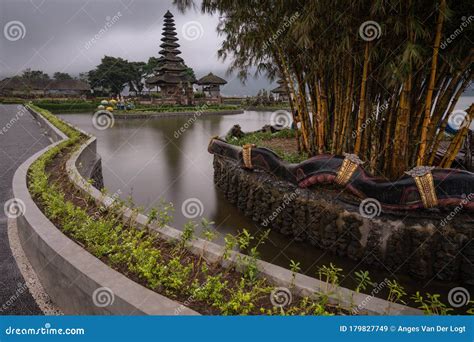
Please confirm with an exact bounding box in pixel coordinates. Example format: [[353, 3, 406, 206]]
[[146, 10, 195, 105]]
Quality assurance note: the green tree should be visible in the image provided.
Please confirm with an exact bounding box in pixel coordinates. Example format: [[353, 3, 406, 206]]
[[21, 68, 49, 81], [185, 67, 196, 82], [53, 72, 73, 81], [88, 56, 136, 96], [143, 57, 161, 76], [128, 61, 146, 95]]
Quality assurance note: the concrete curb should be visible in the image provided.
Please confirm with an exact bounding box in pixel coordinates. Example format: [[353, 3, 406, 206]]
[[113, 109, 243, 119], [13, 106, 198, 315]]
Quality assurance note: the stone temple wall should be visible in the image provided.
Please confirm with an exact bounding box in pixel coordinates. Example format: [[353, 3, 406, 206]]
[[213, 155, 474, 284]]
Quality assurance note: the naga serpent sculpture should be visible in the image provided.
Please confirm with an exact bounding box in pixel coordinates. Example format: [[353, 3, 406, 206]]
[[208, 136, 474, 212]]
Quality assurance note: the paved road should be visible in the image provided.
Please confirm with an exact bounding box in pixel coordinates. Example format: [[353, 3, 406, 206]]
[[0, 104, 50, 315]]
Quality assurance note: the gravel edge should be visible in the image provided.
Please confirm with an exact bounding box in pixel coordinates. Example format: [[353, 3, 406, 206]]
[[7, 217, 63, 316]]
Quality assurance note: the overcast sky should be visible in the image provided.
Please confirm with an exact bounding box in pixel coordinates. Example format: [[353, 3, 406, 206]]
[[0, 0, 274, 95]]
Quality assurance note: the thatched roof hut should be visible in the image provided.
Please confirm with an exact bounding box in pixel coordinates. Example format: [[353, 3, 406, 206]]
[[196, 72, 227, 86], [0, 77, 90, 96]]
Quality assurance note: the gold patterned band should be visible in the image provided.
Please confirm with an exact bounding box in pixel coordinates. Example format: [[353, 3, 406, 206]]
[[405, 166, 438, 208], [335, 153, 364, 186], [242, 144, 255, 169]]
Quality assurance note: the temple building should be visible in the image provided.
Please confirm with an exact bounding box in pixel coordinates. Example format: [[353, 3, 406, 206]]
[[146, 10, 195, 105], [0, 77, 90, 97], [271, 77, 289, 102], [196, 72, 227, 102]]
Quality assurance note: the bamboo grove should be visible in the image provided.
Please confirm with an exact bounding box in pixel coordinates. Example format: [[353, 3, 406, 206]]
[[176, 0, 473, 179]]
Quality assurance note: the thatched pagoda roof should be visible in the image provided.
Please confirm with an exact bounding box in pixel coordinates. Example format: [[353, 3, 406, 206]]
[[271, 85, 287, 94], [0, 77, 90, 91], [160, 41, 180, 49], [146, 73, 194, 85], [155, 62, 187, 72], [196, 73, 227, 85], [159, 48, 181, 55]]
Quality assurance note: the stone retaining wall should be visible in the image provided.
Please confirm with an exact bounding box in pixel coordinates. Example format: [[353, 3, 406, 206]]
[[114, 109, 243, 119], [75, 138, 104, 189], [213, 155, 474, 284]]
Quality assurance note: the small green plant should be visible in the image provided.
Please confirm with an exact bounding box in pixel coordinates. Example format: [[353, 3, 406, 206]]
[[289, 260, 301, 288], [318, 263, 343, 293], [411, 292, 453, 315], [386, 279, 407, 304], [237, 229, 254, 251], [155, 199, 174, 226], [223, 234, 237, 261], [466, 301, 474, 315], [354, 270, 374, 293], [179, 221, 196, 248], [201, 218, 216, 241]]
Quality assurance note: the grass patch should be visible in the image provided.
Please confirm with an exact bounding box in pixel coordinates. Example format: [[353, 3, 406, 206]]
[[33, 100, 97, 113], [229, 129, 307, 163], [126, 104, 239, 114], [30, 99, 240, 114]]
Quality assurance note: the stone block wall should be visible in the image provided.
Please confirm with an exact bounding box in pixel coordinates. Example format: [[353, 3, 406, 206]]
[[213, 155, 474, 283]]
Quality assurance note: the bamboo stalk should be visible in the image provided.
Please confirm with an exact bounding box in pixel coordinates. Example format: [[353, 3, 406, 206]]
[[440, 104, 473, 168], [427, 76, 471, 165], [417, 0, 446, 165], [354, 42, 370, 155]]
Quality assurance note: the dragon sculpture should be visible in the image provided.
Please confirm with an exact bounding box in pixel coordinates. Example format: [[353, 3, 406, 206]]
[[208, 135, 474, 212]]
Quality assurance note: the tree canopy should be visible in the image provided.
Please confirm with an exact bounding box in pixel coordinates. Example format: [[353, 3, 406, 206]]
[[53, 72, 73, 81], [21, 68, 50, 81], [88, 56, 135, 95]]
